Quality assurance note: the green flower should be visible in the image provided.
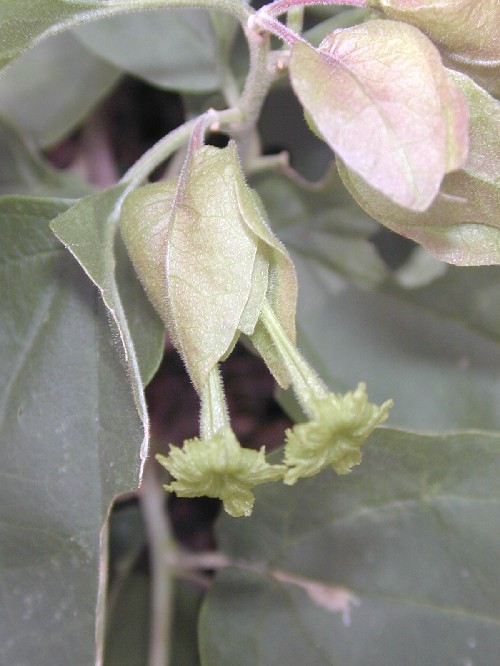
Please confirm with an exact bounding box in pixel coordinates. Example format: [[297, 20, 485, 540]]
[[284, 383, 393, 485], [156, 427, 285, 517]]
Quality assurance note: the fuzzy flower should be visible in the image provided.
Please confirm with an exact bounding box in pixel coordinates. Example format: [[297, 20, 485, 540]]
[[284, 383, 393, 485], [156, 427, 285, 517]]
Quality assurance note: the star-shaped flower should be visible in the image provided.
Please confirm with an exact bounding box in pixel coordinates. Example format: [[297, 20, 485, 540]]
[[156, 427, 285, 517], [284, 383, 393, 485]]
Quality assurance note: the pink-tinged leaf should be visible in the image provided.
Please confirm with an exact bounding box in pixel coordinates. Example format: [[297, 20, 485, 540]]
[[338, 70, 500, 266], [369, 0, 500, 96], [289, 20, 468, 211]]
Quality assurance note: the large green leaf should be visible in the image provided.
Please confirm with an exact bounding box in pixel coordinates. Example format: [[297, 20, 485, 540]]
[[200, 429, 500, 666], [0, 196, 146, 664], [0, 31, 121, 148], [0, 116, 92, 197], [73, 9, 222, 93], [251, 167, 387, 290]]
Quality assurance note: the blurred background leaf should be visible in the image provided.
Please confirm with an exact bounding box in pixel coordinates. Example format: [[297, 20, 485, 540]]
[[0, 117, 92, 197], [0, 32, 121, 148], [73, 9, 224, 94]]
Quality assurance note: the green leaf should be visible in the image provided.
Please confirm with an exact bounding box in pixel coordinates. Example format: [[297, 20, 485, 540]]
[[73, 9, 222, 93], [0, 196, 145, 664], [0, 31, 121, 148], [120, 151, 262, 392], [338, 70, 500, 266], [289, 20, 468, 211], [200, 429, 500, 666], [0, 116, 92, 197], [165, 144, 267, 383], [388, 264, 500, 345], [368, 0, 500, 96], [50, 185, 165, 394]]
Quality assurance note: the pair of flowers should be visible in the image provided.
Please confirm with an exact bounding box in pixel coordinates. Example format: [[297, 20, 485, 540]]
[[121, 126, 392, 517], [157, 298, 391, 518]]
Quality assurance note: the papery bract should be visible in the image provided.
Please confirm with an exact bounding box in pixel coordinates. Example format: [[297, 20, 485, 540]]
[[289, 20, 468, 212], [121, 141, 297, 391], [338, 70, 500, 266]]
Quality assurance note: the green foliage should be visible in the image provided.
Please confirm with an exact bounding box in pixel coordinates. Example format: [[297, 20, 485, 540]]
[[1, 0, 499, 664], [0, 197, 149, 664], [0, 117, 93, 197]]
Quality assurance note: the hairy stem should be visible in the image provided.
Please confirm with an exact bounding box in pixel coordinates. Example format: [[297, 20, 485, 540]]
[[200, 367, 231, 439], [262, 0, 366, 18], [259, 300, 329, 415], [120, 107, 243, 187]]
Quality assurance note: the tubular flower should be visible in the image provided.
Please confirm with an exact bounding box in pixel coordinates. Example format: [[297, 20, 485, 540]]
[[284, 383, 393, 485], [156, 427, 285, 517]]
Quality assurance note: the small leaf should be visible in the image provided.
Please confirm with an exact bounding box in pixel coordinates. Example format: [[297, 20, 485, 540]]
[[289, 20, 468, 211], [200, 430, 500, 666], [337, 70, 500, 265], [369, 0, 500, 96], [122, 147, 264, 391], [238, 188, 298, 388]]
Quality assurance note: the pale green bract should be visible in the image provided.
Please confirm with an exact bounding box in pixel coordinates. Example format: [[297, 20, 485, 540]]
[[156, 427, 285, 517], [284, 383, 393, 484], [120, 141, 297, 393]]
